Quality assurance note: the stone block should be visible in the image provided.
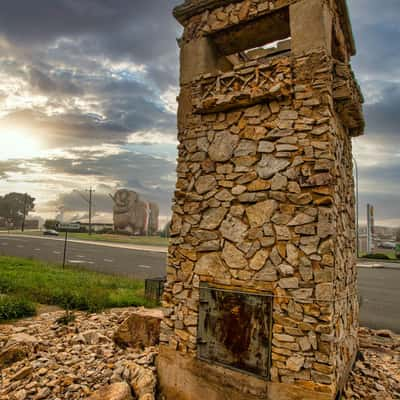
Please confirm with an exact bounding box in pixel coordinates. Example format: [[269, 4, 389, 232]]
[[88, 382, 133, 400], [180, 37, 232, 85], [113, 309, 163, 349], [290, 0, 332, 55]]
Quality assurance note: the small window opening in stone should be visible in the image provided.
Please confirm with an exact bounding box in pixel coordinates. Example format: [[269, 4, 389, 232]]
[[244, 37, 291, 61], [209, 6, 290, 66]]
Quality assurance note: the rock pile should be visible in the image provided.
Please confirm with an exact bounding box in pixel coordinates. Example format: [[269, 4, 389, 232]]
[[1, 308, 398, 400], [343, 328, 400, 400], [0, 308, 158, 400]]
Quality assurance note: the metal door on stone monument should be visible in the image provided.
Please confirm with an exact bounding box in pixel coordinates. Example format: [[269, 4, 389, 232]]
[[198, 284, 273, 378]]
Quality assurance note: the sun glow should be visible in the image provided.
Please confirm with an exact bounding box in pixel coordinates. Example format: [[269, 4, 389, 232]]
[[0, 127, 43, 160]]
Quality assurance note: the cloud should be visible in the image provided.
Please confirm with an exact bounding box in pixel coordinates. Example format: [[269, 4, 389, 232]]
[[345, 0, 400, 226], [0, 145, 176, 217], [0, 0, 398, 227], [0, 0, 181, 153], [363, 83, 400, 139]]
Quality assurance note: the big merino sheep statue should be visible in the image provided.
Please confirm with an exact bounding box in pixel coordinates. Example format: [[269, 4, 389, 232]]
[[112, 189, 159, 235]]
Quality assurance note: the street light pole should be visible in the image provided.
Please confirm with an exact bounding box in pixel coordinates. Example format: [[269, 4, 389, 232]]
[[353, 156, 360, 258]]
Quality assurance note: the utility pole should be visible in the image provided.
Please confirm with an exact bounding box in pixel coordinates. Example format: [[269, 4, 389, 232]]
[[74, 187, 95, 235], [88, 188, 93, 236], [366, 204, 374, 254], [353, 157, 359, 258], [21, 193, 28, 232]]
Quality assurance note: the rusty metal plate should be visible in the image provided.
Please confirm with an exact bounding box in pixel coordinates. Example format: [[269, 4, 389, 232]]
[[198, 284, 273, 378]]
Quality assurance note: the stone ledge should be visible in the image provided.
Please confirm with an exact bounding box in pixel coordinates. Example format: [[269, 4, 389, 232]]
[[192, 56, 293, 113], [333, 61, 364, 137], [174, 0, 243, 25]]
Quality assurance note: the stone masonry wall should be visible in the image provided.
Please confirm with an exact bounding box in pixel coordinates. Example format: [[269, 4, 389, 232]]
[[161, 0, 363, 398]]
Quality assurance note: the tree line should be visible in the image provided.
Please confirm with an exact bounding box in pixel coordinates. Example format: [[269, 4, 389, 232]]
[[0, 192, 35, 229]]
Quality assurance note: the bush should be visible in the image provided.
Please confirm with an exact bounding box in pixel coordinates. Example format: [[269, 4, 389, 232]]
[[364, 253, 391, 260], [0, 295, 36, 321]]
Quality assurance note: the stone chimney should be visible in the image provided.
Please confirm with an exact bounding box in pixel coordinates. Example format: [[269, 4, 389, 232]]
[[158, 1, 364, 399]]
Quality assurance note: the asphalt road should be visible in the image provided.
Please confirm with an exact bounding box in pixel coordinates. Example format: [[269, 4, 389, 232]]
[[358, 266, 400, 333], [0, 235, 166, 280], [0, 235, 399, 332]]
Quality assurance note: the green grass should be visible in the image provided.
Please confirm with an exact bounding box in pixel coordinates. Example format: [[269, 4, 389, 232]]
[[0, 295, 36, 320], [363, 253, 391, 260], [361, 252, 399, 261], [0, 256, 151, 321], [68, 233, 169, 247]]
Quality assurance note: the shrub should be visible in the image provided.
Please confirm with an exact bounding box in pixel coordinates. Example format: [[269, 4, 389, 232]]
[[364, 253, 390, 260], [0, 295, 36, 321]]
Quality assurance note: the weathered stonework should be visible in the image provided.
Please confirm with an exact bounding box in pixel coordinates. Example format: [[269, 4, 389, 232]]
[[159, 1, 364, 399]]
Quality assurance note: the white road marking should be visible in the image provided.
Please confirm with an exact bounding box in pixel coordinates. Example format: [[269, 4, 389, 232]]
[[68, 259, 95, 265], [34, 248, 41, 251], [138, 264, 152, 269], [76, 255, 86, 258], [357, 263, 384, 269], [53, 251, 61, 255], [104, 259, 114, 263]]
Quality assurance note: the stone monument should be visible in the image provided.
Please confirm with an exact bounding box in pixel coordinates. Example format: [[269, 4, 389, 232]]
[[112, 189, 159, 235], [158, 0, 364, 399]]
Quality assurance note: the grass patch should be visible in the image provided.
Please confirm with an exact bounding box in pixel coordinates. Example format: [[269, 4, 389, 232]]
[[361, 252, 400, 261], [0, 256, 151, 322], [0, 295, 36, 321], [68, 233, 169, 247], [363, 253, 392, 260]]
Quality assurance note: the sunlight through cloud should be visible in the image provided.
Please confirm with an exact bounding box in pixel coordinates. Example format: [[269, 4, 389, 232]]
[[0, 126, 43, 160]]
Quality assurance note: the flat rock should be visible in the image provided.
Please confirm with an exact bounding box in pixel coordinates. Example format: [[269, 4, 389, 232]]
[[195, 175, 217, 194], [257, 155, 291, 179], [246, 200, 277, 228], [114, 309, 163, 349], [0, 334, 38, 367], [0, 343, 31, 367], [195, 253, 229, 279], [129, 362, 157, 400], [220, 216, 248, 243], [88, 382, 133, 400], [199, 207, 228, 230], [208, 131, 239, 162], [222, 241, 248, 270]]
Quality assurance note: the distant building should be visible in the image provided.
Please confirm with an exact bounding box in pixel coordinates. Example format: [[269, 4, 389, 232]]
[[75, 218, 113, 233]]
